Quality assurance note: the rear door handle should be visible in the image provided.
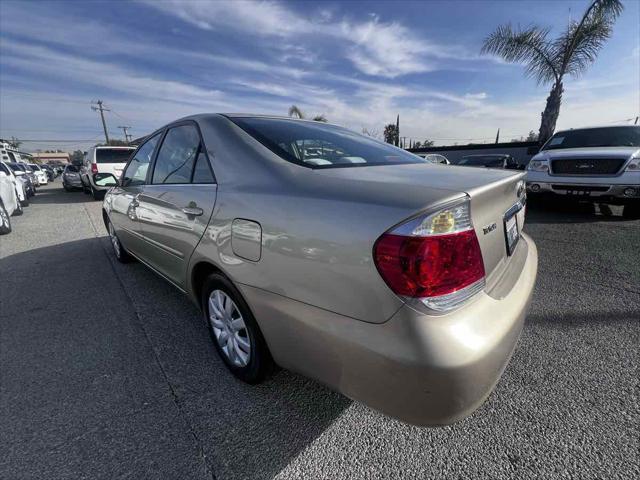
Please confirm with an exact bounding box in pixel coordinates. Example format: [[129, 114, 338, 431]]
[[181, 207, 203, 216]]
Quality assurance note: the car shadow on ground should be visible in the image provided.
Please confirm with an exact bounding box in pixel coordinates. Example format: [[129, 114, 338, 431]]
[[28, 185, 97, 205], [525, 197, 637, 224], [0, 237, 351, 479]]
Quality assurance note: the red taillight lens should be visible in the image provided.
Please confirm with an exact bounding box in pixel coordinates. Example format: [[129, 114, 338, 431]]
[[91, 163, 98, 174], [374, 228, 485, 298]]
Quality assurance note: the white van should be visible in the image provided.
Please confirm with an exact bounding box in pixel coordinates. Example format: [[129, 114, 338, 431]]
[[80, 146, 135, 199]]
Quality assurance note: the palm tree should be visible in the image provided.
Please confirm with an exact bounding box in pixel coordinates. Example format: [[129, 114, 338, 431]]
[[288, 105, 305, 119], [482, 0, 624, 145]]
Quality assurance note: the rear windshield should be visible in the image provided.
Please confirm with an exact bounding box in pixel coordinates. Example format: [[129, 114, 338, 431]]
[[29, 164, 41, 171], [230, 117, 427, 169], [96, 148, 134, 163], [459, 156, 505, 167], [65, 165, 80, 173], [542, 126, 640, 150]]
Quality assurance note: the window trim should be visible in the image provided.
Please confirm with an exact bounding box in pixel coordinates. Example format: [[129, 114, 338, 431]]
[[148, 120, 216, 186]]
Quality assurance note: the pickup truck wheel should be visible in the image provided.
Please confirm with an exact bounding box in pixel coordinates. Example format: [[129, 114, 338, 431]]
[[201, 273, 274, 384], [108, 220, 133, 263], [0, 202, 12, 235], [623, 202, 640, 219]]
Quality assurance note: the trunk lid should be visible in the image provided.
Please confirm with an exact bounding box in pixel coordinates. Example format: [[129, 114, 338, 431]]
[[314, 162, 526, 290]]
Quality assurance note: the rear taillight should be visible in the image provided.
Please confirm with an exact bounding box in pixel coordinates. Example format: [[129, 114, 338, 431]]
[[91, 163, 98, 174], [373, 199, 485, 312]]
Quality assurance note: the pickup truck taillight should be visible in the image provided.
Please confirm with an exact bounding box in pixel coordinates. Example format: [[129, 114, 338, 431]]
[[373, 199, 485, 312]]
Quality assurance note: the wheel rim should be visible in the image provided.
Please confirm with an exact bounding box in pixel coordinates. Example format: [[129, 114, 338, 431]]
[[108, 223, 121, 258], [0, 207, 7, 227], [208, 290, 251, 367]]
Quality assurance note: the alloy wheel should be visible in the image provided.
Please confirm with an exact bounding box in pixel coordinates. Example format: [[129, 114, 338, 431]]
[[208, 290, 251, 367]]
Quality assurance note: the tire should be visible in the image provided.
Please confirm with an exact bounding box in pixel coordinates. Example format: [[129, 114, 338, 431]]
[[20, 194, 29, 207], [201, 273, 274, 384], [623, 201, 640, 219], [0, 202, 11, 235], [107, 219, 134, 263], [64, 184, 72, 192], [13, 193, 23, 216], [91, 186, 105, 201]]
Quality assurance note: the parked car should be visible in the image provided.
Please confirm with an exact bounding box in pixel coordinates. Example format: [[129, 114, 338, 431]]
[[80, 146, 135, 200], [40, 164, 55, 181], [101, 114, 537, 426], [7, 163, 36, 196], [458, 154, 523, 170], [28, 164, 48, 185], [62, 164, 83, 191], [526, 125, 640, 217], [422, 153, 450, 164], [0, 166, 22, 234], [0, 161, 29, 206]]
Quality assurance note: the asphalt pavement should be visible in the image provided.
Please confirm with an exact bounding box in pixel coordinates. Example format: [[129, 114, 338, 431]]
[[1, 182, 638, 480]]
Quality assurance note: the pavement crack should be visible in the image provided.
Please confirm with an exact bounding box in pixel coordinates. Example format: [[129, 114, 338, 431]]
[[82, 204, 216, 480]]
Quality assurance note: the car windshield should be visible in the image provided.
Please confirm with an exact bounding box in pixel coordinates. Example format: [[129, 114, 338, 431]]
[[458, 156, 505, 167], [65, 165, 80, 173], [542, 126, 640, 150], [230, 117, 427, 169], [96, 148, 134, 163]]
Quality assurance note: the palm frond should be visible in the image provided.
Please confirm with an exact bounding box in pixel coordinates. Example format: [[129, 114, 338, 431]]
[[288, 105, 304, 119], [556, 0, 624, 77], [481, 24, 558, 84]]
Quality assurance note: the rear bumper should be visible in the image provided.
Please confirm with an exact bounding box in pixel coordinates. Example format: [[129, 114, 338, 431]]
[[239, 234, 538, 426]]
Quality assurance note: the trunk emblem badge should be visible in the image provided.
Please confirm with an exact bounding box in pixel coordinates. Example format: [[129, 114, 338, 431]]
[[483, 223, 497, 235]]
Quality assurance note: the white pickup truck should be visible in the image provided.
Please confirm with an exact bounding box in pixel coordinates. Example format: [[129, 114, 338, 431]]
[[526, 125, 640, 217]]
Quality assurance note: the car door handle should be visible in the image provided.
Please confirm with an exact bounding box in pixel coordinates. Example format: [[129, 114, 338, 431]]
[[181, 207, 203, 216]]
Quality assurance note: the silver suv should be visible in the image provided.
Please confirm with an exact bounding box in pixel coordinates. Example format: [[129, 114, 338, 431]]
[[526, 125, 640, 216]]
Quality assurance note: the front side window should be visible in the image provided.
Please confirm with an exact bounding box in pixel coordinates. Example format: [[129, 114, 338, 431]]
[[7, 152, 16, 162], [230, 117, 427, 169], [152, 124, 201, 184], [122, 133, 161, 187]]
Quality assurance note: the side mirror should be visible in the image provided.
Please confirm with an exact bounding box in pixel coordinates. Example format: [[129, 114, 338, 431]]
[[93, 172, 119, 187]]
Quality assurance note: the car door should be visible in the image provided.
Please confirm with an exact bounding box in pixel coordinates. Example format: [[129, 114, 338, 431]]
[[135, 122, 217, 288], [108, 132, 162, 256]]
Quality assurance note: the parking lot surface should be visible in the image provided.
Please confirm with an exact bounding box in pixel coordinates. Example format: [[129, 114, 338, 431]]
[[1, 183, 639, 480]]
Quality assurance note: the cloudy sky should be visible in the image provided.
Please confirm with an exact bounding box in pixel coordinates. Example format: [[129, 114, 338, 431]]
[[0, 0, 638, 151]]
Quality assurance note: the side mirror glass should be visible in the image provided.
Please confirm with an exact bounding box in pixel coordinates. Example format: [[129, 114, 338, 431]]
[[93, 172, 119, 187]]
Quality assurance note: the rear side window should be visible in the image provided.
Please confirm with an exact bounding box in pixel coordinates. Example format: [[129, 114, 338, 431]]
[[65, 165, 80, 173], [152, 124, 202, 184], [7, 152, 16, 161], [96, 149, 134, 163], [192, 151, 215, 183], [122, 133, 161, 187], [0, 163, 10, 175]]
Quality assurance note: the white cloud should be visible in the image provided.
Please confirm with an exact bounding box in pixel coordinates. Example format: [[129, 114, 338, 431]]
[[139, 0, 454, 78]]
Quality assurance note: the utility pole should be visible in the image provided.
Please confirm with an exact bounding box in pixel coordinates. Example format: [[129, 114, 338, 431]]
[[118, 126, 132, 144], [495, 128, 500, 144], [91, 100, 110, 144]]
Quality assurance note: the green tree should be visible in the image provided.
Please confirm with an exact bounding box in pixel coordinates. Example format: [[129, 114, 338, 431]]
[[288, 105, 304, 119], [481, 0, 623, 145], [383, 124, 398, 144]]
